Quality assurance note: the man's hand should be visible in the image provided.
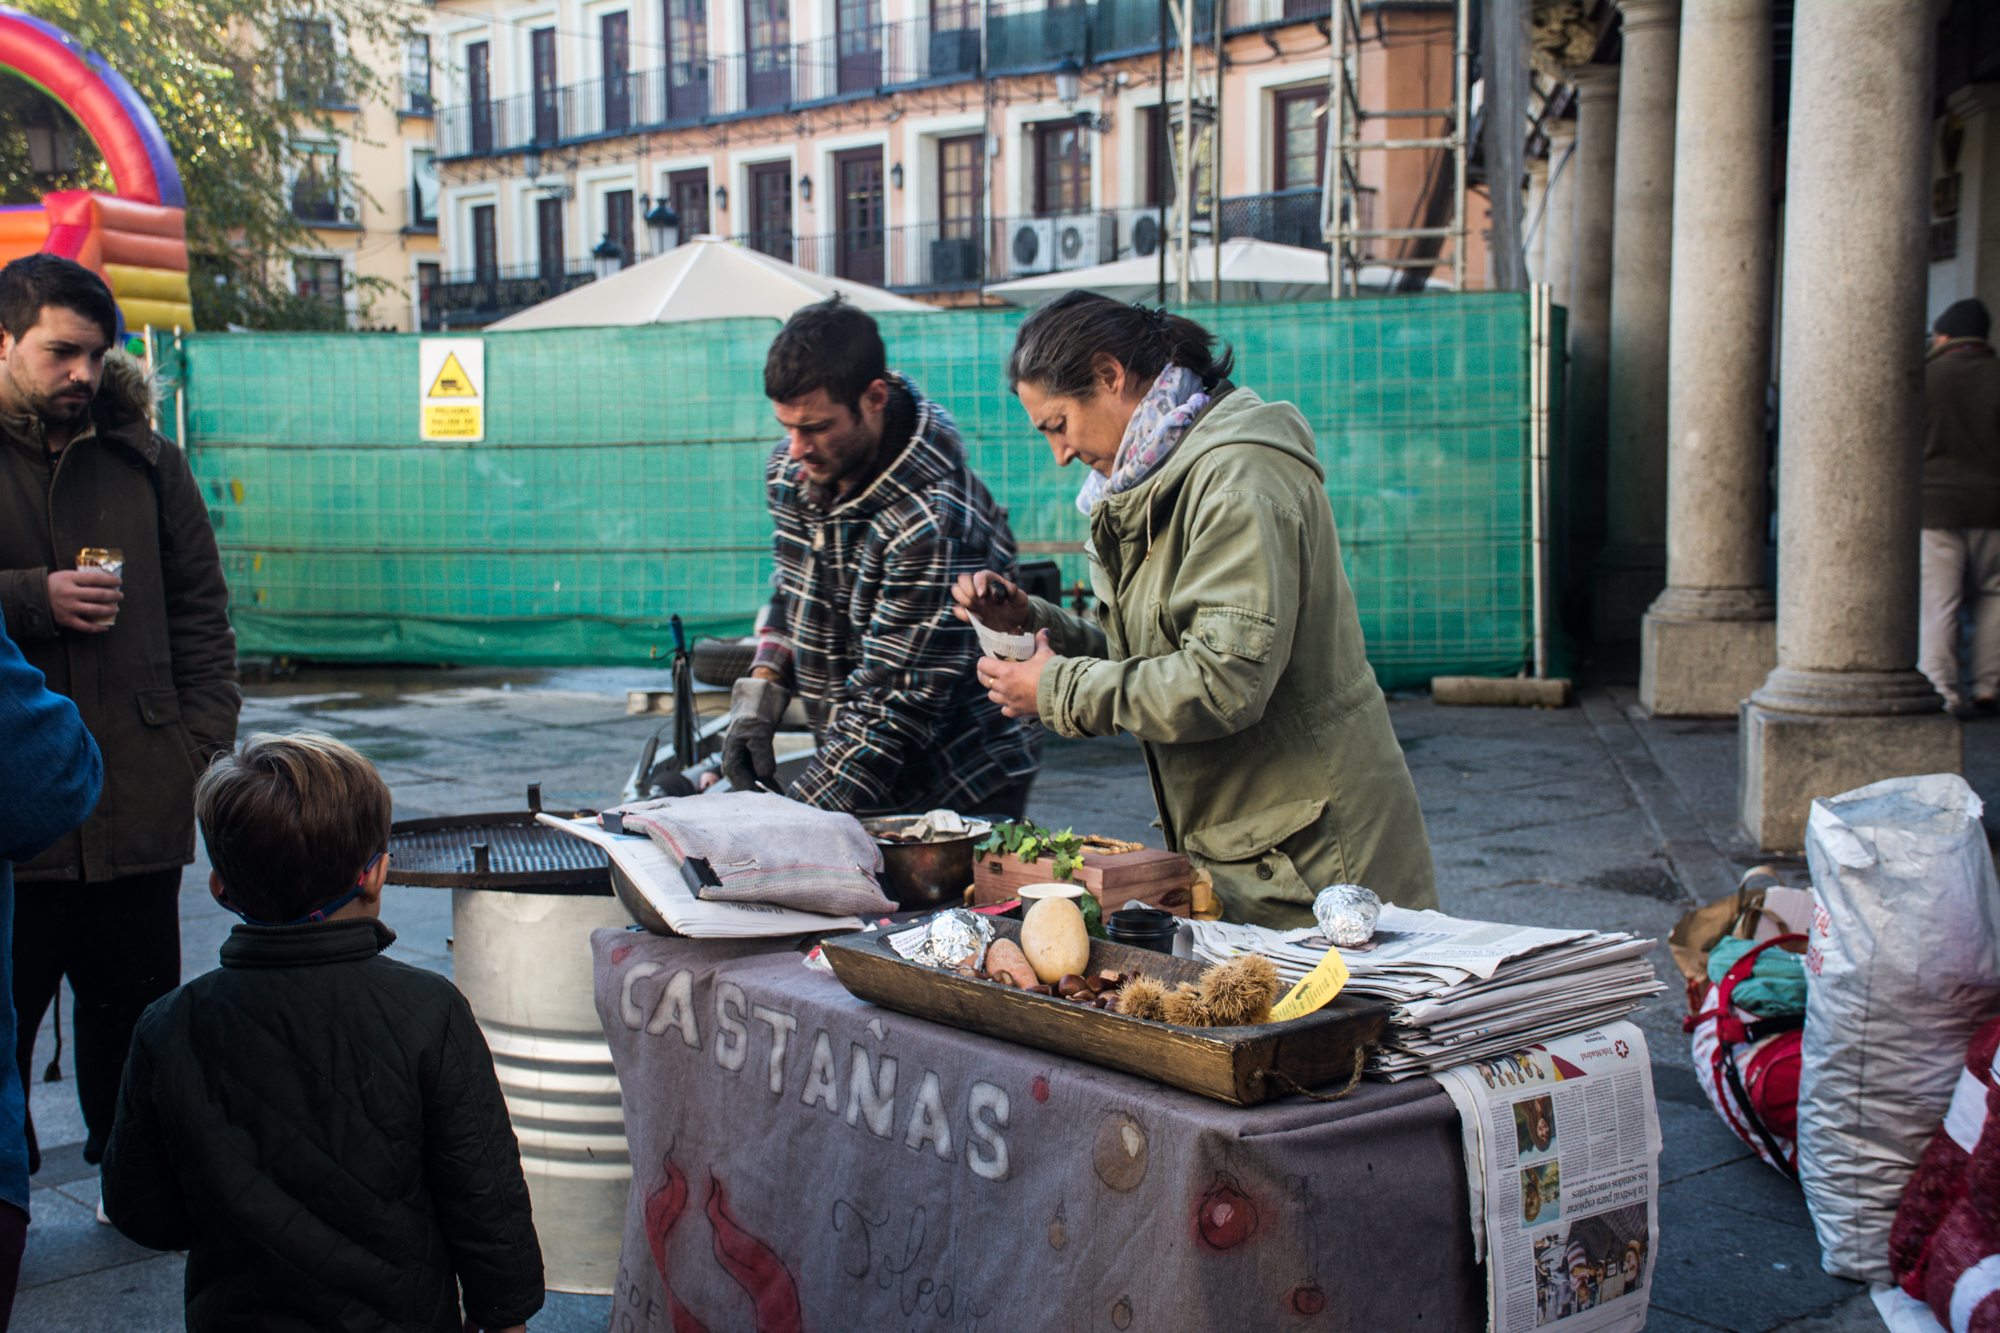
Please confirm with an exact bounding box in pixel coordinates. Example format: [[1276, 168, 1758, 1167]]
[[718, 675, 788, 793], [977, 631, 1054, 720], [951, 571, 1032, 634], [47, 568, 121, 633]]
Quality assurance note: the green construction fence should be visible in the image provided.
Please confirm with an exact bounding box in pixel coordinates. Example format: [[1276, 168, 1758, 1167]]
[[168, 291, 1558, 691]]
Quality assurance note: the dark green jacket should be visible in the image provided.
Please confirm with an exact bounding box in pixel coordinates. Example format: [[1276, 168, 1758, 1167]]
[[1029, 386, 1437, 927], [102, 918, 545, 1332], [0, 353, 237, 881], [1924, 337, 2000, 529]]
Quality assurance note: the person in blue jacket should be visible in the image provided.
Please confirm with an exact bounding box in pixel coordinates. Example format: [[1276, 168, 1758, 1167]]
[[0, 620, 101, 1328]]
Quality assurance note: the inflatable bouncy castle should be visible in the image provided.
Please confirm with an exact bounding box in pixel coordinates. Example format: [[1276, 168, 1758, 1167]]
[[0, 4, 193, 332]]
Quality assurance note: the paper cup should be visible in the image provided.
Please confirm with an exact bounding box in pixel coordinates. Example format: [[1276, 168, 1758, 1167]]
[[973, 619, 1037, 662]]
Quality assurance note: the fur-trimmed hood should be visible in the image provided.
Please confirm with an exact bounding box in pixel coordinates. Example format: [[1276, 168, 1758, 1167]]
[[90, 351, 164, 458]]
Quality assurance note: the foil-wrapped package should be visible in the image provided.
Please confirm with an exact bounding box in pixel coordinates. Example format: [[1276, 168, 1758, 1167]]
[[901, 908, 995, 970], [1314, 883, 1381, 947]]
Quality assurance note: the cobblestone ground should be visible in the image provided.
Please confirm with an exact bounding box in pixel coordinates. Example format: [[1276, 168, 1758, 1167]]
[[15, 664, 1969, 1332]]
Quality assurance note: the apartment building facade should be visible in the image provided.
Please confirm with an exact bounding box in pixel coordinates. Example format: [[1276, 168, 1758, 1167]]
[[285, 16, 444, 330], [418, 0, 1476, 325]]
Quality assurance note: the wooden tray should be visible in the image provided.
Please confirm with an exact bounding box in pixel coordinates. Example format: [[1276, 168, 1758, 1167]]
[[821, 920, 1388, 1106]]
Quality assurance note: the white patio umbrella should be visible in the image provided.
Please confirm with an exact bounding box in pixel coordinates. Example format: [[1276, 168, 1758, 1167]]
[[487, 234, 938, 330], [986, 238, 1334, 307]]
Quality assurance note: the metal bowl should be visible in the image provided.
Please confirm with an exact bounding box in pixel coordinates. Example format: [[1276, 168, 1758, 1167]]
[[862, 816, 992, 911]]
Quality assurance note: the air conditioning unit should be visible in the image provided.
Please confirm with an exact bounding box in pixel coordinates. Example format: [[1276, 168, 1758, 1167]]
[[1053, 214, 1114, 270], [1009, 218, 1054, 276], [930, 236, 982, 284], [1129, 213, 1162, 258]]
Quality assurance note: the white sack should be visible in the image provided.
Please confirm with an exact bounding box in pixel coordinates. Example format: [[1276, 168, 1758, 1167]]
[[1799, 773, 2000, 1283]]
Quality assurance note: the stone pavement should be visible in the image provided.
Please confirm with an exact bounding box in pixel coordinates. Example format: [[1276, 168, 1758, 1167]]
[[14, 665, 1979, 1332]]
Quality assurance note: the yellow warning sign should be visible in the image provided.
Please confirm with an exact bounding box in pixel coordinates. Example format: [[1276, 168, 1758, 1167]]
[[427, 352, 477, 398], [418, 338, 484, 442], [422, 405, 483, 438]]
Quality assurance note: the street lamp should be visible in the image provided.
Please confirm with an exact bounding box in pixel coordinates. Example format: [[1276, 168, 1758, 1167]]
[[799, 174, 813, 203], [890, 162, 903, 190], [714, 184, 728, 213], [644, 195, 681, 253], [592, 232, 623, 279], [1055, 57, 1081, 108]]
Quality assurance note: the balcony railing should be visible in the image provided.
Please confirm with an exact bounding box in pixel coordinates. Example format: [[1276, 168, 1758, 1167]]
[[1215, 188, 1326, 251], [441, 17, 973, 158], [430, 263, 597, 327], [715, 191, 1322, 295], [1221, 0, 1329, 31], [985, 0, 1216, 68], [438, 0, 1251, 159]]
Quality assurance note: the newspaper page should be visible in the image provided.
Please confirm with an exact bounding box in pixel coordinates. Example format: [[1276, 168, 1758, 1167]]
[[1433, 1021, 1663, 1333], [537, 813, 863, 938]]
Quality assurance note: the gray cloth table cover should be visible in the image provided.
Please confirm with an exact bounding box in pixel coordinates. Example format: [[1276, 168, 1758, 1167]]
[[592, 929, 1483, 1333]]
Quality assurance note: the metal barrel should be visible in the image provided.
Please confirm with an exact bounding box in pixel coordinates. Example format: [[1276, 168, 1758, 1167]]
[[451, 887, 635, 1294]]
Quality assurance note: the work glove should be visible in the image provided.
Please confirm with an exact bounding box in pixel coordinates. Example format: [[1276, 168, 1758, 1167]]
[[720, 676, 788, 794]]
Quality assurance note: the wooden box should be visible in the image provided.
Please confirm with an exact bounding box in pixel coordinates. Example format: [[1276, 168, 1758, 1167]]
[[972, 846, 1196, 915], [821, 919, 1388, 1105]]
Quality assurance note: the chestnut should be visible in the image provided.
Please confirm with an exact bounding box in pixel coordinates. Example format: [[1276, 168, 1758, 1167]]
[[1057, 974, 1089, 997]]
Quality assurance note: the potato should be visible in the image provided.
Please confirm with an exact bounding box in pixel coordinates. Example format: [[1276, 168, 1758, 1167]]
[[1021, 897, 1091, 984], [984, 938, 1038, 990]]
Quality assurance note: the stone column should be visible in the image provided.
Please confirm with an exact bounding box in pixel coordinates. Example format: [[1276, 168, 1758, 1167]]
[[1563, 68, 1618, 625], [1525, 157, 1550, 284], [1543, 120, 1578, 313], [1593, 0, 1680, 643], [1639, 0, 1777, 716], [1739, 0, 1959, 852]]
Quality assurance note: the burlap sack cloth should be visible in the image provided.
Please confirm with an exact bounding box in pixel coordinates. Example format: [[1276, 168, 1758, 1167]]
[[593, 930, 1482, 1332]]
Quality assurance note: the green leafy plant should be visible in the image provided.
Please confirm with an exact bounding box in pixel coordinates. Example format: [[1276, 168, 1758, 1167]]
[[977, 820, 1086, 882], [978, 820, 1106, 935]]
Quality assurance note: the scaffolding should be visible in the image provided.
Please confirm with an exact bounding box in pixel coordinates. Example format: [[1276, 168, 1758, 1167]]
[[1157, 0, 1223, 304], [1319, 0, 1473, 297]]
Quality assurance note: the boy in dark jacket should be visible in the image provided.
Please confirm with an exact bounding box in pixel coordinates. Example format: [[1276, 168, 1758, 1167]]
[[100, 732, 543, 1332]]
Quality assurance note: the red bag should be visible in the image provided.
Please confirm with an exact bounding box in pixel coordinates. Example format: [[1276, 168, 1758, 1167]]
[[1889, 1016, 2000, 1329], [1685, 935, 1805, 1177]]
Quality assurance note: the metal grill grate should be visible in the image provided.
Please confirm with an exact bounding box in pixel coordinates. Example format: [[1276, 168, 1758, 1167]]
[[388, 813, 612, 893]]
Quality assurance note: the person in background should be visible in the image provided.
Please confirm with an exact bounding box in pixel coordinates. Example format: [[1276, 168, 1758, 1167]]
[[955, 292, 1435, 927], [1920, 297, 2000, 712], [102, 732, 542, 1333], [718, 296, 1040, 816], [0, 255, 238, 1174], [0, 619, 101, 1329]]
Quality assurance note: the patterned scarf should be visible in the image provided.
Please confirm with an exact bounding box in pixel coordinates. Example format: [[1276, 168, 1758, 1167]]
[[1074, 364, 1210, 515]]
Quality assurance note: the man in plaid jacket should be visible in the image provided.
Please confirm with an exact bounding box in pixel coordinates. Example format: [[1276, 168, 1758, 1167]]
[[719, 298, 1041, 817]]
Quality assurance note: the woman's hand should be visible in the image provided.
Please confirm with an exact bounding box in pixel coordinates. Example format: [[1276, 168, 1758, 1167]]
[[977, 632, 1054, 719], [951, 572, 1032, 634]]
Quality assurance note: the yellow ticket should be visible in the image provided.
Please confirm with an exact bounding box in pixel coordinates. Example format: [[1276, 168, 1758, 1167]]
[[1269, 947, 1351, 1022]]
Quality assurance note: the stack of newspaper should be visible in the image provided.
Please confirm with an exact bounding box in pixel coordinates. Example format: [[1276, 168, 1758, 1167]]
[[1187, 906, 1666, 1080]]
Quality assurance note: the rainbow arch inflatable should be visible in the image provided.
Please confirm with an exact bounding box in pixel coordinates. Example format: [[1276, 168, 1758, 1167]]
[[0, 4, 193, 332]]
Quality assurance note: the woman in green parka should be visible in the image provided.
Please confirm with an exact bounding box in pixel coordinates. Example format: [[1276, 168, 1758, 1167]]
[[953, 291, 1436, 927]]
